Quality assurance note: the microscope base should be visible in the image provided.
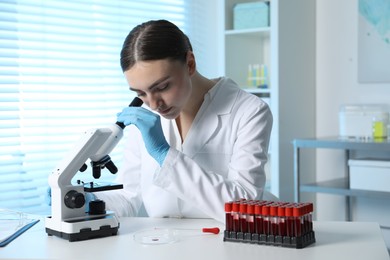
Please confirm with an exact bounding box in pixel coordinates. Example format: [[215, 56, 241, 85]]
[[45, 213, 119, 242], [46, 225, 119, 242]]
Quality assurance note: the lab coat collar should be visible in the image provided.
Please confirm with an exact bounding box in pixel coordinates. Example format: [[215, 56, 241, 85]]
[[207, 77, 238, 115], [162, 77, 239, 158]]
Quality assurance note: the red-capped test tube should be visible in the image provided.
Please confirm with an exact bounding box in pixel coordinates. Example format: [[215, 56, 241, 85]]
[[269, 203, 279, 236], [278, 204, 286, 237], [306, 203, 314, 232], [262, 204, 271, 235], [247, 203, 255, 234], [239, 202, 248, 233], [301, 202, 314, 234], [224, 201, 233, 232], [293, 204, 304, 237], [285, 204, 294, 237], [232, 202, 240, 232], [254, 202, 263, 235]]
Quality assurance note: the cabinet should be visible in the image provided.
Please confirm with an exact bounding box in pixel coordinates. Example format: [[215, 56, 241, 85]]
[[220, 0, 316, 200], [293, 137, 390, 220]]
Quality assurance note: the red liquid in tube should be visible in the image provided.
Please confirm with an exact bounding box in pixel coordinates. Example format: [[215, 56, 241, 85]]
[[224, 202, 233, 231], [254, 203, 263, 235], [270, 204, 279, 236], [293, 205, 303, 237], [232, 202, 240, 232], [239, 203, 248, 233], [247, 203, 255, 234], [303, 203, 314, 234], [285, 205, 294, 237], [278, 205, 286, 237], [262, 204, 270, 235]]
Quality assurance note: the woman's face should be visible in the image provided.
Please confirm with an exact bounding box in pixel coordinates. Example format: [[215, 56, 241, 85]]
[[124, 57, 193, 119]]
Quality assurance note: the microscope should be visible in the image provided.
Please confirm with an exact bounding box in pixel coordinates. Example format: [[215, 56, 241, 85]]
[[45, 97, 143, 242]]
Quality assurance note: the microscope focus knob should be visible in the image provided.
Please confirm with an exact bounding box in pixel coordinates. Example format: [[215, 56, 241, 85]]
[[64, 190, 85, 209], [89, 199, 106, 215]]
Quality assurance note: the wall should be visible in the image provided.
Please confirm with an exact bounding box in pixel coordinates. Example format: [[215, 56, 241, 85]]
[[316, 0, 390, 249], [187, 0, 223, 79], [277, 0, 316, 201]]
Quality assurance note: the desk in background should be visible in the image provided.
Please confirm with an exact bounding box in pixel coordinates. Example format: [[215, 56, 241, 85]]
[[293, 137, 390, 220], [0, 217, 388, 260]]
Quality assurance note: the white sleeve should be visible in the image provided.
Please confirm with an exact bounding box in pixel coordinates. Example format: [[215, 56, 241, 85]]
[[95, 125, 143, 217], [153, 100, 273, 223]]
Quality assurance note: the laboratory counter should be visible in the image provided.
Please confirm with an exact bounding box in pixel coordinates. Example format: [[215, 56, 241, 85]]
[[0, 217, 389, 260]]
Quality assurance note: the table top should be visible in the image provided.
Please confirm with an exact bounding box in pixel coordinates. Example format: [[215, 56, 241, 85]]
[[1, 217, 389, 260]]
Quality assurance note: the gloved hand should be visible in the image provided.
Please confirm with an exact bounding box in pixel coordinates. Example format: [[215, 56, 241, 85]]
[[117, 107, 170, 166]]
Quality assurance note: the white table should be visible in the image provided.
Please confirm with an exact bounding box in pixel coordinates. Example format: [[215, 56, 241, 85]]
[[1, 217, 389, 260]]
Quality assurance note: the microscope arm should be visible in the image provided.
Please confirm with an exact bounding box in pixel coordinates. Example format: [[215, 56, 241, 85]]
[[49, 97, 143, 189], [49, 126, 120, 190], [48, 97, 143, 221]]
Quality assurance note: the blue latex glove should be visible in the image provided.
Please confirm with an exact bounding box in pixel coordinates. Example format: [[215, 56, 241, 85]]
[[117, 107, 170, 166]]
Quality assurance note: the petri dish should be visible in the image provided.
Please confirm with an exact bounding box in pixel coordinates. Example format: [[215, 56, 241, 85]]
[[133, 228, 179, 245]]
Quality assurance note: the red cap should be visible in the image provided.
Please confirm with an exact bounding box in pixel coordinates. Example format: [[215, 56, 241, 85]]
[[254, 204, 262, 215], [270, 204, 278, 216], [239, 203, 247, 214], [224, 202, 232, 212], [304, 202, 314, 213], [293, 204, 305, 217], [262, 204, 270, 215], [247, 204, 255, 215], [232, 202, 240, 212], [285, 205, 293, 217], [277, 205, 286, 217]]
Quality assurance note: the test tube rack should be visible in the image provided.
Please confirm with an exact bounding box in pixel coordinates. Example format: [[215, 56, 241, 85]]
[[223, 199, 316, 249]]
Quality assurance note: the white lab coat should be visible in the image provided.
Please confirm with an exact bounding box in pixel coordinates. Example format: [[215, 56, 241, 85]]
[[97, 77, 273, 223]]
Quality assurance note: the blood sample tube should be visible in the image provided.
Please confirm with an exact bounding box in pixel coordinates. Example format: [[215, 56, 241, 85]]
[[277, 204, 286, 237], [254, 202, 263, 235], [262, 204, 270, 235], [308, 203, 314, 232], [303, 202, 314, 234], [302, 203, 309, 234], [247, 203, 255, 234], [269, 203, 279, 236], [224, 201, 233, 232], [239, 202, 248, 233], [293, 204, 303, 237], [232, 202, 240, 232], [285, 204, 294, 237]]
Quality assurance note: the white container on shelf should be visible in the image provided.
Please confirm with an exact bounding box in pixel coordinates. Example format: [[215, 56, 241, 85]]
[[349, 159, 390, 192], [233, 2, 269, 30], [339, 104, 389, 139]]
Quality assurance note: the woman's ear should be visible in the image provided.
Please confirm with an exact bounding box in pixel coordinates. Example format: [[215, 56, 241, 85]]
[[186, 51, 196, 76]]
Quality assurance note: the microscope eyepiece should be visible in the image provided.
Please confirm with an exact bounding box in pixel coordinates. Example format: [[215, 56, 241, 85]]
[[115, 97, 143, 129]]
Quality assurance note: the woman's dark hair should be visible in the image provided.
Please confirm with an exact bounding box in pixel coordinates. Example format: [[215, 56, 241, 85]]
[[120, 19, 193, 72]]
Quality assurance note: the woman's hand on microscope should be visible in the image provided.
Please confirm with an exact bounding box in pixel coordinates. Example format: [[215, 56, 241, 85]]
[[117, 107, 170, 166]]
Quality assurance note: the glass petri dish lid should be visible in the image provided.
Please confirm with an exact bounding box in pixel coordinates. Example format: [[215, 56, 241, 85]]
[[133, 228, 179, 245]]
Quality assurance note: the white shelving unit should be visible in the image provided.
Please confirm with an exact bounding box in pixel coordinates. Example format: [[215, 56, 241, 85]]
[[221, 0, 276, 194], [219, 0, 316, 200]]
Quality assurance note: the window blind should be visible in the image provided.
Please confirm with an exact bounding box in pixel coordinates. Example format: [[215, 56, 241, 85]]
[[0, 0, 193, 214]]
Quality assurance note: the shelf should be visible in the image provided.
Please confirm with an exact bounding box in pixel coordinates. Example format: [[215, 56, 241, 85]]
[[222, 0, 279, 198], [225, 27, 270, 36], [300, 178, 390, 199], [224, 26, 271, 92], [242, 88, 270, 94]]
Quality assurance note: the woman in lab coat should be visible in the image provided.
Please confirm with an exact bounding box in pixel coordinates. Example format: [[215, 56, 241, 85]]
[[96, 20, 273, 223]]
